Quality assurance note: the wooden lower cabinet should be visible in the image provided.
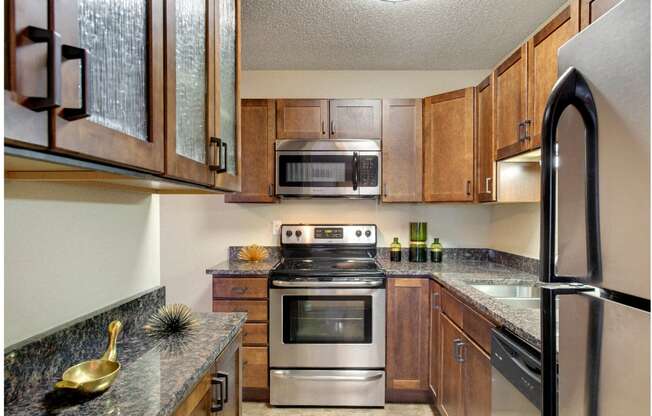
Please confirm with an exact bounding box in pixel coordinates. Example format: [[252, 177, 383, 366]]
[[463, 337, 491, 416], [429, 281, 442, 403], [440, 315, 464, 416], [386, 278, 431, 402], [174, 331, 242, 416], [213, 275, 269, 401]]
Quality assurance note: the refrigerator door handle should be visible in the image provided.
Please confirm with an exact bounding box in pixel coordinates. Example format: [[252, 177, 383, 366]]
[[540, 66, 601, 284]]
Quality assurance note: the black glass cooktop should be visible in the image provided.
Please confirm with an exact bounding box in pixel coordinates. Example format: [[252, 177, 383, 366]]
[[270, 258, 384, 278]]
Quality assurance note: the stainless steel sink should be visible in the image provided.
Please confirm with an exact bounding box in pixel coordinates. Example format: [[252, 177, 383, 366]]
[[470, 284, 541, 310], [470, 284, 541, 299]]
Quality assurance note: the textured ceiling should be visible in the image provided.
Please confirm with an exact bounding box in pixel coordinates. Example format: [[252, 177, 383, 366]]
[[242, 0, 567, 70]]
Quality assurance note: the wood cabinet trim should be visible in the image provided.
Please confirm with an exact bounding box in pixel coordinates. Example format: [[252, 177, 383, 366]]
[[533, 6, 571, 46], [477, 75, 491, 92], [427, 88, 466, 104], [495, 47, 524, 76]]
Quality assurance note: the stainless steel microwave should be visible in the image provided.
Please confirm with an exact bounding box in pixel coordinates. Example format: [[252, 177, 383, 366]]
[[275, 139, 381, 197]]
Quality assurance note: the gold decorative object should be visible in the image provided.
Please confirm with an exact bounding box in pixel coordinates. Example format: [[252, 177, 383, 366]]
[[238, 245, 269, 262], [144, 304, 199, 339], [54, 320, 122, 394]]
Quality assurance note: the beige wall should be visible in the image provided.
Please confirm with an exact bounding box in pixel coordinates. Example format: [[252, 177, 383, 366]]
[[241, 70, 490, 98], [489, 203, 540, 259], [4, 182, 160, 346], [161, 196, 492, 312]]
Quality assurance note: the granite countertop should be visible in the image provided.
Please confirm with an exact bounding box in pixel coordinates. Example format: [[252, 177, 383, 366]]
[[5, 312, 247, 416], [206, 259, 278, 276]]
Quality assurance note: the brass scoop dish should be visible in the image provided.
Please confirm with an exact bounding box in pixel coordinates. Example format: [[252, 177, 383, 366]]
[[54, 320, 122, 394]]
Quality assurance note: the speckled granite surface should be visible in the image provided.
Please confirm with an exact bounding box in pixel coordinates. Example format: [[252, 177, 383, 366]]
[[5, 286, 166, 404], [5, 312, 246, 416]]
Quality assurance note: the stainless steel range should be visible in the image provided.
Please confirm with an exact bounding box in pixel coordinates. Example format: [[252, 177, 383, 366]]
[[268, 224, 386, 407]]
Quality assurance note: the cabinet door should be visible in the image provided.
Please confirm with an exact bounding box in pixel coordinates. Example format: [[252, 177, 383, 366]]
[[225, 99, 276, 203], [213, 0, 242, 191], [429, 281, 442, 403], [475, 75, 496, 202], [423, 88, 475, 202], [381, 99, 423, 202], [276, 99, 329, 139], [440, 315, 464, 416], [494, 45, 528, 160], [164, 0, 214, 185], [4, 0, 50, 148], [527, 6, 576, 149], [462, 336, 491, 416], [329, 99, 381, 139], [580, 0, 622, 29], [52, 0, 164, 172], [386, 278, 430, 401]]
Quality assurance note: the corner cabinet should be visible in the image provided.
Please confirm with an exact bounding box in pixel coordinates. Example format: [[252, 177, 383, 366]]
[[423, 88, 475, 202]]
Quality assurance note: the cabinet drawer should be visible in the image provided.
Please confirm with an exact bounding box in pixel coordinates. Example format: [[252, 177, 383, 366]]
[[462, 305, 495, 354], [243, 323, 268, 346], [243, 347, 268, 389], [213, 277, 268, 299], [212, 300, 268, 322], [441, 289, 464, 327]]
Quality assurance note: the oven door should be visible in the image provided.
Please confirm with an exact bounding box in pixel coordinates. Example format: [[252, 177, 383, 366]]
[[275, 151, 380, 197], [269, 287, 385, 368]]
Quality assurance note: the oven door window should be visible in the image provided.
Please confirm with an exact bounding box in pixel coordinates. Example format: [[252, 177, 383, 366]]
[[278, 155, 353, 188], [283, 296, 372, 344]]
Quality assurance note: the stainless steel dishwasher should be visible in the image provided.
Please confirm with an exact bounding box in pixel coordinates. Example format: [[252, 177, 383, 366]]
[[491, 328, 541, 415]]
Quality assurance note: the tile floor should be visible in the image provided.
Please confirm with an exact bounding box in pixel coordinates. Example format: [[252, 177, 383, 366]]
[[243, 402, 437, 416]]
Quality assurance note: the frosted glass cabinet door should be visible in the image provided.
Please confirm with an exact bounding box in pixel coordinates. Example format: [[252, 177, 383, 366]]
[[213, 0, 242, 191], [163, 0, 213, 185], [51, 0, 165, 173]]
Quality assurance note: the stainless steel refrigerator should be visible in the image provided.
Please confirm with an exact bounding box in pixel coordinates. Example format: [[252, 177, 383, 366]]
[[540, 0, 651, 415]]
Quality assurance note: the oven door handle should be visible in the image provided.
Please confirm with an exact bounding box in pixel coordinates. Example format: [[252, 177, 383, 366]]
[[271, 371, 383, 382], [271, 280, 384, 288], [352, 151, 359, 191]]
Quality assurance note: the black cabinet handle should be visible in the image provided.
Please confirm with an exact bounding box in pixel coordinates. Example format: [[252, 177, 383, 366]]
[[517, 121, 526, 142], [210, 375, 224, 413], [216, 372, 229, 403], [60, 44, 91, 120], [466, 180, 472, 196], [352, 152, 359, 191], [22, 26, 61, 111], [523, 119, 532, 140], [209, 137, 227, 173]]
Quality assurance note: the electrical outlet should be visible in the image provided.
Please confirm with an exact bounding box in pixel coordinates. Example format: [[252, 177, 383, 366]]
[[272, 220, 283, 236]]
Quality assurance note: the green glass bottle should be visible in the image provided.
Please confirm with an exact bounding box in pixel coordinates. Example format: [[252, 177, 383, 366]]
[[390, 237, 402, 262], [430, 238, 443, 263]]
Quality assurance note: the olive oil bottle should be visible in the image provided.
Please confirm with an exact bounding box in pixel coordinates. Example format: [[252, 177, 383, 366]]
[[390, 237, 402, 262], [430, 238, 443, 263]]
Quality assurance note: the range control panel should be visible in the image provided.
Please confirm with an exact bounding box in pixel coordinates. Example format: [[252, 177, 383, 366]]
[[280, 224, 377, 245]]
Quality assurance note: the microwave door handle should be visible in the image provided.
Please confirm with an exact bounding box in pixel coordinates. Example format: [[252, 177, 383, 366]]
[[352, 152, 359, 191]]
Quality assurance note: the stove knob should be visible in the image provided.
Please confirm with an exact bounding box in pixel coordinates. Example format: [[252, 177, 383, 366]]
[[365, 230, 372, 237], [295, 230, 302, 238], [285, 230, 293, 237], [355, 230, 362, 237]]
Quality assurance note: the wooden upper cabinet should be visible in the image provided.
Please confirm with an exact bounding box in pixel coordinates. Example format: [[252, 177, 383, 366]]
[[462, 336, 491, 416], [475, 75, 496, 202], [212, 0, 242, 192], [494, 45, 528, 161], [163, 0, 216, 185], [386, 278, 431, 402], [429, 280, 442, 404], [580, 0, 622, 29], [329, 99, 381, 139], [4, 0, 50, 149], [225, 99, 276, 203], [381, 99, 423, 202], [423, 88, 475, 202], [527, 6, 576, 149], [440, 315, 464, 416], [50, 0, 165, 173], [276, 99, 329, 139]]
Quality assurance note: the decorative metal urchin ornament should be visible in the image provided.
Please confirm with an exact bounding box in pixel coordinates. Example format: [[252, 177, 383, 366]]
[[144, 304, 199, 339]]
